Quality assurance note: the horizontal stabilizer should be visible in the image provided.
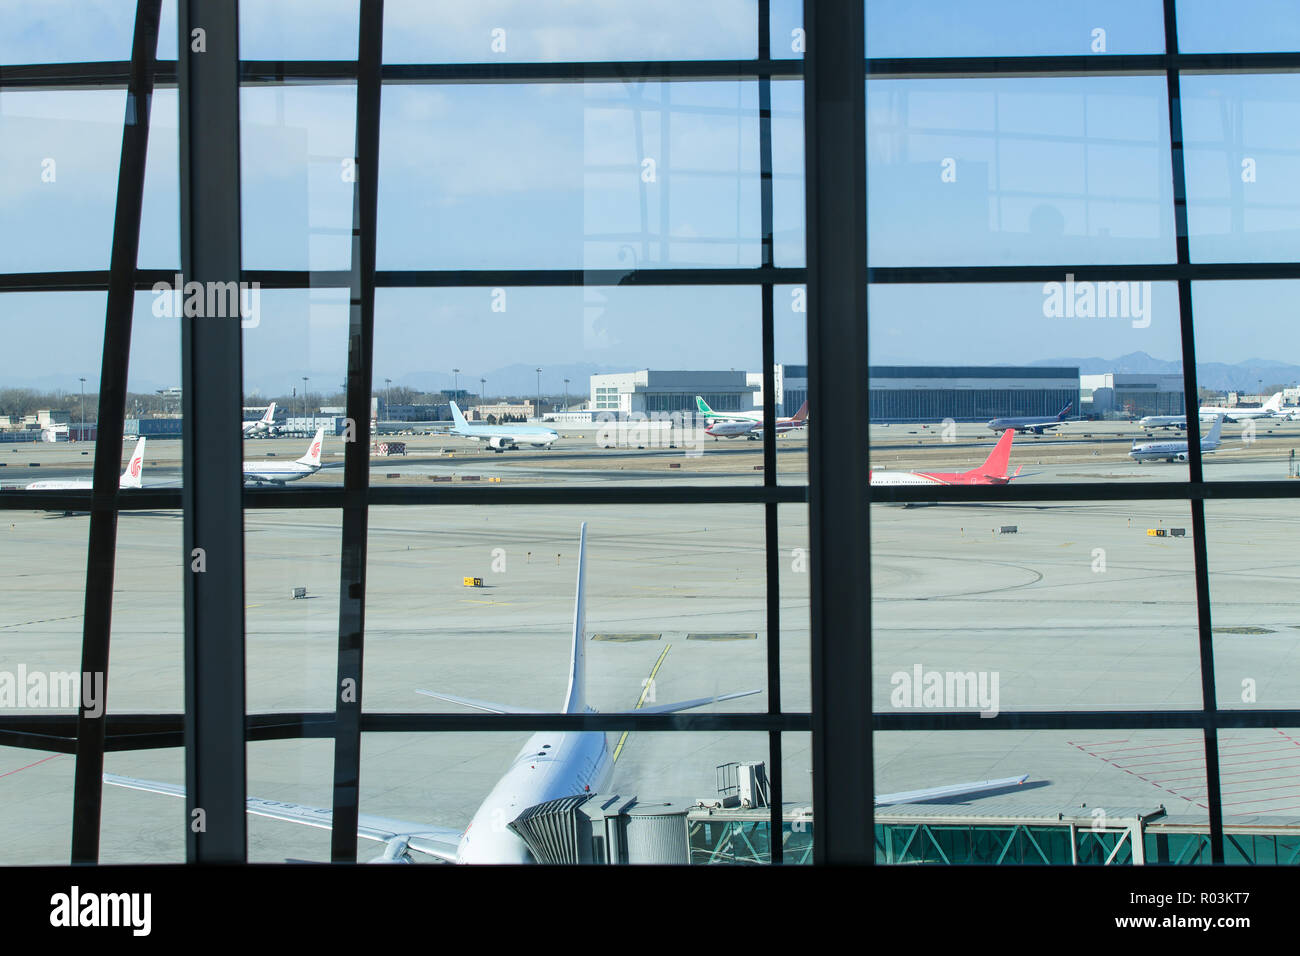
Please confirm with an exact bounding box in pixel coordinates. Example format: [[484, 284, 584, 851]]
[[415, 689, 544, 715], [875, 773, 1029, 806], [615, 688, 761, 715]]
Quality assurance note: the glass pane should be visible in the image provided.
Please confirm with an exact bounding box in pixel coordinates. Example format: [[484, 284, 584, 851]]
[[1189, 280, 1300, 480], [378, 82, 760, 270], [867, 76, 1176, 267], [240, 0, 359, 60], [241, 85, 357, 272], [364, 505, 769, 714], [1176, 0, 1300, 54], [373, 285, 772, 488], [1182, 74, 1300, 264], [865, 0, 1165, 59], [876, 730, 1209, 864], [383, 0, 758, 64], [0, 90, 127, 272], [0, 1, 137, 64], [867, 282, 1188, 483], [872, 499, 1202, 712], [361, 732, 772, 863]]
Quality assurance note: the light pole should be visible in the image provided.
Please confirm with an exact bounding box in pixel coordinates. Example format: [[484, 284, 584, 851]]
[[453, 368, 460, 397], [78, 377, 85, 441], [480, 377, 486, 401], [536, 367, 542, 420], [563, 378, 570, 413], [303, 376, 309, 430], [385, 378, 391, 419]]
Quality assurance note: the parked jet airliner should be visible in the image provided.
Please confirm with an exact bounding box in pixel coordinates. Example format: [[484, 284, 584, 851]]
[[1198, 391, 1283, 422], [104, 523, 1027, 862], [1130, 414, 1224, 463], [241, 402, 278, 437], [705, 400, 809, 439], [25, 438, 146, 491], [870, 428, 1021, 486], [242, 428, 325, 485], [986, 402, 1072, 435], [447, 400, 558, 452]]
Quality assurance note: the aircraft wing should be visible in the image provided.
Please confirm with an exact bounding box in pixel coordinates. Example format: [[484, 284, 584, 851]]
[[619, 688, 761, 715], [415, 689, 545, 714], [875, 773, 1029, 806], [103, 773, 463, 862]]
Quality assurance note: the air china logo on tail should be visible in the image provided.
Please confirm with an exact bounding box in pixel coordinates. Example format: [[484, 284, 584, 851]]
[[128, 460, 141, 478], [310, 441, 321, 457]]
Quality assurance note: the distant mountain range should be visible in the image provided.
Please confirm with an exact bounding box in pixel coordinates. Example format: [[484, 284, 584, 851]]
[[1029, 352, 1300, 393]]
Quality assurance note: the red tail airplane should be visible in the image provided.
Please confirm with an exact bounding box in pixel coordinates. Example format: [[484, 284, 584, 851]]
[[870, 428, 1021, 486]]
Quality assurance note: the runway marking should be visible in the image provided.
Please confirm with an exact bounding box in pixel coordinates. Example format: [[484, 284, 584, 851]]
[[612, 643, 671, 764], [0, 614, 82, 630], [1070, 729, 1300, 812], [0, 753, 61, 779], [461, 599, 514, 607]]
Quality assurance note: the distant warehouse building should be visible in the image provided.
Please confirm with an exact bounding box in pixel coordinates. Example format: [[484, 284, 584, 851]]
[[590, 370, 758, 418], [1080, 373, 1184, 419], [869, 367, 1079, 423]]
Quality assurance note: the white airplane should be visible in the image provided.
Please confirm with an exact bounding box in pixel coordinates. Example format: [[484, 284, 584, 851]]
[[705, 401, 809, 440], [1136, 414, 1188, 430], [241, 402, 278, 437], [447, 400, 558, 452], [25, 438, 146, 491], [242, 427, 325, 485], [104, 523, 1030, 863], [1197, 392, 1283, 422], [1130, 414, 1224, 462]]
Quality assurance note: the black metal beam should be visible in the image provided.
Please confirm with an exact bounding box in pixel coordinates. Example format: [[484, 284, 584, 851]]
[[178, 0, 247, 863], [804, 0, 872, 865], [69, 0, 161, 866], [1161, 0, 1225, 865], [11, 49, 1300, 92], [330, 0, 383, 864]]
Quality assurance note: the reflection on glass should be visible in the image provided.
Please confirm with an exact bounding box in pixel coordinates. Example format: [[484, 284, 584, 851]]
[[0, 90, 127, 272], [868, 77, 1175, 267], [1182, 74, 1300, 263], [382, 0, 757, 63], [378, 82, 759, 270]]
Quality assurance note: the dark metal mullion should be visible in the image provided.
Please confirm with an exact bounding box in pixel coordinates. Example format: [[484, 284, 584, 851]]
[[804, 1, 872, 865], [178, 0, 247, 863], [1161, 0, 1225, 865], [331, 0, 383, 865], [756, 0, 784, 866], [69, 0, 162, 864]]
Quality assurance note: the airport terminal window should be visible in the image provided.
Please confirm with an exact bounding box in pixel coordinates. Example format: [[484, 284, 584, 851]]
[[3, 0, 1300, 868]]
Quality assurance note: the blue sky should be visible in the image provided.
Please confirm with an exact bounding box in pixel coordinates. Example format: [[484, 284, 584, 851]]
[[3, 1, 1300, 395]]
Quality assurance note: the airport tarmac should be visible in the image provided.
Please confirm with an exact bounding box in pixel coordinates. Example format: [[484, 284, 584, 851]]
[[1, 428, 1299, 862]]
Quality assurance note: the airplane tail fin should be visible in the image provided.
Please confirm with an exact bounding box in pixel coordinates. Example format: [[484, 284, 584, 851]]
[[564, 522, 588, 714], [969, 428, 1015, 479], [1205, 413, 1225, 445], [262, 401, 276, 424], [449, 400, 469, 429], [296, 428, 325, 467], [119, 437, 146, 489], [1057, 402, 1073, 421], [694, 396, 715, 417], [790, 400, 809, 423], [1265, 391, 1284, 412]]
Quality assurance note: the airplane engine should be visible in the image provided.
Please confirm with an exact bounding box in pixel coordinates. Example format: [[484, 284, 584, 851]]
[[1175, 452, 1188, 462], [487, 436, 512, 452], [367, 836, 416, 863]]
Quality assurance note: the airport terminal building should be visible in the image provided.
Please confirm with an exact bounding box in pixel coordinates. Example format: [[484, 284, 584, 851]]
[[1081, 373, 1185, 419], [868, 366, 1080, 423]]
